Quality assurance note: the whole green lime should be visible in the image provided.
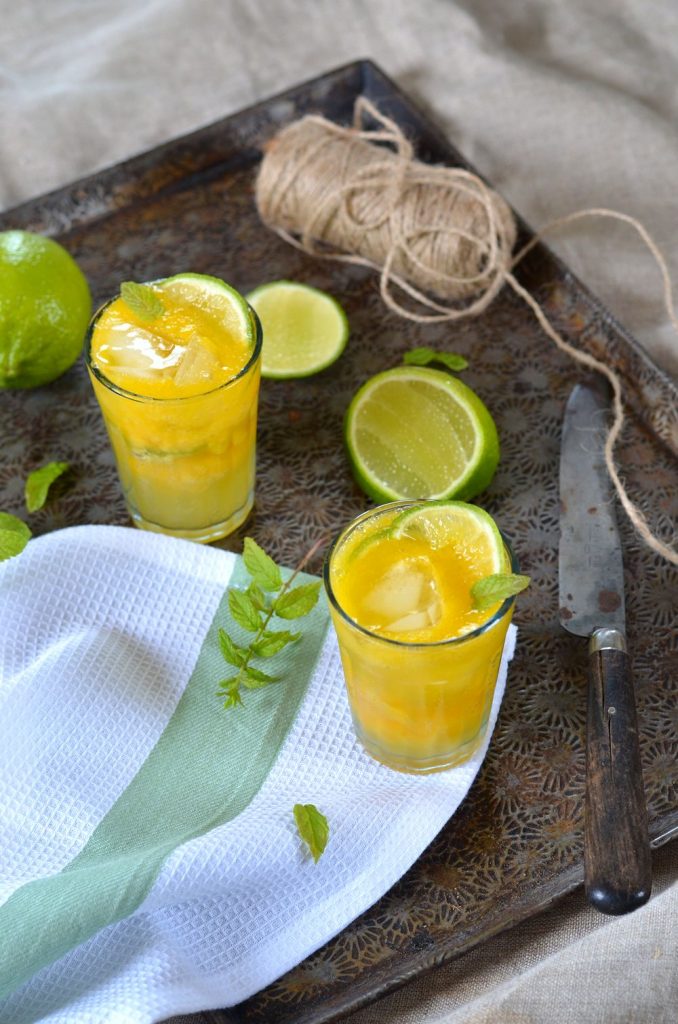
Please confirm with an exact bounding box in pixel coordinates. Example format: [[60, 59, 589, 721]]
[[0, 230, 92, 388]]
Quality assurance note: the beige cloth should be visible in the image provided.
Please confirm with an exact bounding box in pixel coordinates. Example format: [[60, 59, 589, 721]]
[[343, 842, 678, 1024], [2, 0, 678, 379], [1, 1, 676, 1022]]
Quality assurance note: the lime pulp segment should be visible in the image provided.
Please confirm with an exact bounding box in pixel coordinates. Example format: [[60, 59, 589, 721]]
[[390, 501, 507, 573], [157, 273, 255, 347]]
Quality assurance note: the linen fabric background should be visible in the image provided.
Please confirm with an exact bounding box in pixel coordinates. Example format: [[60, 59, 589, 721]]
[[1, 1, 676, 1022]]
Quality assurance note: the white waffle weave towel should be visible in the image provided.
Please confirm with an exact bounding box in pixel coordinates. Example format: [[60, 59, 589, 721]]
[[0, 526, 516, 1023]]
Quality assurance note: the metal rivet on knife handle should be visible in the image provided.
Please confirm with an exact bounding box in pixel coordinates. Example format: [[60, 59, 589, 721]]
[[589, 627, 627, 654]]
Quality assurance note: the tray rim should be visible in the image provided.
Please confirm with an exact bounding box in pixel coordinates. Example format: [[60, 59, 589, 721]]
[[1, 56, 676, 1024]]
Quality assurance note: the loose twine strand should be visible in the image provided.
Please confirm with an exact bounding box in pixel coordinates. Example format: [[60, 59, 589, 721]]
[[256, 97, 678, 566]]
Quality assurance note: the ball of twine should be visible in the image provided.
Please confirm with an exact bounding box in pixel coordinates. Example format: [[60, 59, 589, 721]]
[[256, 98, 517, 320], [255, 97, 678, 566]]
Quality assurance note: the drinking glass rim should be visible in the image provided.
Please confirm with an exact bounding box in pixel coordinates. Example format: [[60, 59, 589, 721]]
[[85, 292, 262, 403], [323, 501, 520, 650]]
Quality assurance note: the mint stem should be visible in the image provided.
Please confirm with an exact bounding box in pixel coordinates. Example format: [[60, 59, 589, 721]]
[[230, 534, 328, 696]]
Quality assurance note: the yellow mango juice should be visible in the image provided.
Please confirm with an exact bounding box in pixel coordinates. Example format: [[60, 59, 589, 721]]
[[86, 278, 261, 542], [324, 502, 516, 773]]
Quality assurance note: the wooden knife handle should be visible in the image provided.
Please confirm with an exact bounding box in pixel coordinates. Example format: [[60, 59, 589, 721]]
[[585, 628, 652, 914]]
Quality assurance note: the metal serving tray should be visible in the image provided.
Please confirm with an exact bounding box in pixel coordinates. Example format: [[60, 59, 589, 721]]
[[1, 59, 675, 1024]]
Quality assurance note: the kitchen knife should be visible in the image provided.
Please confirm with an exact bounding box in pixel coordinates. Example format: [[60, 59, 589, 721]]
[[559, 380, 651, 915]]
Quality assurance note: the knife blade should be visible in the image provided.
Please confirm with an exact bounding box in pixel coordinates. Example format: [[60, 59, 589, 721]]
[[559, 380, 651, 915]]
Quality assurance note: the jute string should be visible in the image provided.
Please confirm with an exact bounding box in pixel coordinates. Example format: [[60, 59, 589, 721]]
[[256, 97, 678, 567]]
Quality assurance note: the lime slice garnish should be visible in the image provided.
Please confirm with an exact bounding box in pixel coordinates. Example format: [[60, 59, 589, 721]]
[[345, 525, 393, 565], [91, 273, 257, 399], [157, 272, 255, 348], [246, 280, 349, 379], [391, 501, 508, 575], [344, 366, 500, 502]]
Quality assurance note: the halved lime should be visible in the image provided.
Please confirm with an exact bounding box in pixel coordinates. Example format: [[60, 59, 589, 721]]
[[391, 501, 508, 573], [344, 366, 499, 503], [245, 280, 348, 379]]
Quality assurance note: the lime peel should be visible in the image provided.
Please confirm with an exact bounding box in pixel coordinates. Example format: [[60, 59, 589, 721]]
[[0, 230, 91, 389]]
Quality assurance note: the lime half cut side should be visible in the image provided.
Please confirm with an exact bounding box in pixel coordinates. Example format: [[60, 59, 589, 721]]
[[246, 280, 349, 379], [391, 501, 508, 574], [344, 366, 500, 503]]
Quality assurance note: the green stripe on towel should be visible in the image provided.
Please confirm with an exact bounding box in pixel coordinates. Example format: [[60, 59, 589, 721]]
[[0, 562, 329, 999]]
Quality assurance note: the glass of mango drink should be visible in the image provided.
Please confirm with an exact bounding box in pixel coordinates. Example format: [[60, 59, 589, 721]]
[[86, 274, 262, 542], [323, 500, 519, 774]]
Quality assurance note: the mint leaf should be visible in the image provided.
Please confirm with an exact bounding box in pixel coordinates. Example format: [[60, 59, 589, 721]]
[[120, 281, 165, 322], [0, 513, 32, 562], [216, 676, 240, 694], [251, 630, 300, 658], [275, 581, 321, 620], [25, 461, 70, 513], [243, 537, 283, 591], [0, 512, 31, 539], [431, 351, 468, 371], [228, 589, 262, 632], [222, 693, 243, 709], [293, 803, 329, 863], [247, 581, 268, 612], [403, 346, 438, 365], [217, 678, 244, 709], [218, 628, 247, 667], [241, 665, 278, 689], [471, 572, 531, 611], [403, 346, 468, 372]]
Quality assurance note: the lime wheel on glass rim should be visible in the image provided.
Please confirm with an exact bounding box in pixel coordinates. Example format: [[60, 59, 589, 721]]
[[90, 272, 257, 397], [332, 499, 514, 642]]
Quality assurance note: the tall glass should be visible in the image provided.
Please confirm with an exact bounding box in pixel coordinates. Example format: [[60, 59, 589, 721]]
[[86, 300, 262, 543], [324, 502, 518, 774]]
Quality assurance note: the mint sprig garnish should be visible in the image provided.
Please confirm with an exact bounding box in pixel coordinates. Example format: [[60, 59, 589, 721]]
[[120, 281, 165, 322], [294, 803, 329, 863], [403, 346, 468, 372], [0, 512, 32, 562], [25, 461, 70, 513], [471, 572, 531, 611], [217, 537, 322, 709]]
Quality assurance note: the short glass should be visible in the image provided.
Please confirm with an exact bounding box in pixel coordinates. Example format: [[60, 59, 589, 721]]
[[323, 502, 518, 774], [86, 298, 262, 543]]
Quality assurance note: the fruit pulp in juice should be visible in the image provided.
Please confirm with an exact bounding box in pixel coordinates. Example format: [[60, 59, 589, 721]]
[[88, 284, 260, 540], [327, 503, 514, 772]]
